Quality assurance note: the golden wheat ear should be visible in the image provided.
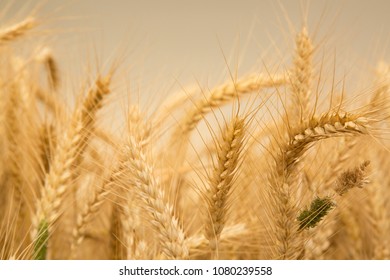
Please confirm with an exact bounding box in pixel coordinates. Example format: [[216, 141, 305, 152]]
[[1, 71, 35, 259], [70, 158, 125, 259], [174, 73, 286, 139], [123, 135, 189, 260], [334, 160, 370, 196], [31, 74, 112, 259], [268, 112, 372, 260], [289, 26, 314, 123], [0, 17, 36, 43], [203, 116, 245, 259], [36, 47, 60, 91]]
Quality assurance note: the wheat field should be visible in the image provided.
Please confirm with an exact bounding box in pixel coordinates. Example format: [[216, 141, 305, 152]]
[[1, 2, 390, 260]]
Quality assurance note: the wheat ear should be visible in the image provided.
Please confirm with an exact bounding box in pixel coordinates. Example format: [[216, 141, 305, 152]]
[[290, 26, 313, 122], [321, 137, 357, 191], [3, 82, 26, 258], [165, 74, 285, 205], [269, 112, 370, 259], [0, 17, 36, 43], [175, 73, 286, 138], [70, 162, 124, 258], [204, 117, 245, 259], [365, 182, 390, 259], [334, 160, 370, 196], [32, 75, 111, 259], [333, 160, 371, 259], [282, 113, 369, 174], [120, 106, 151, 259], [36, 48, 59, 90], [124, 136, 188, 260], [303, 160, 370, 260]]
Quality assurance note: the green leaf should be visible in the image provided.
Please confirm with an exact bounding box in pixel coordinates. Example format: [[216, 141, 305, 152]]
[[297, 197, 335, 231]]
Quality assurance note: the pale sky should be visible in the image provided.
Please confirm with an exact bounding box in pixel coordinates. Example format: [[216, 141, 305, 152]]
[[3, 0, 390, 108]]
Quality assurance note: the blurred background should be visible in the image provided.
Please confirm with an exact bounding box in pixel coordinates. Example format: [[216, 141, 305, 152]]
[[2, 0, 390, 110]]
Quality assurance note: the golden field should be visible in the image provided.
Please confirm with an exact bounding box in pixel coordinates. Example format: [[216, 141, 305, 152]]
[[1, 1, 390, 260]]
